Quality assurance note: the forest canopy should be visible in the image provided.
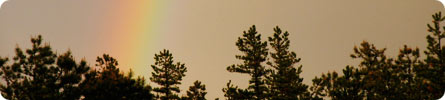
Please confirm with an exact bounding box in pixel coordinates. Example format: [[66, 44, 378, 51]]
[[0, 12, 444, 100]]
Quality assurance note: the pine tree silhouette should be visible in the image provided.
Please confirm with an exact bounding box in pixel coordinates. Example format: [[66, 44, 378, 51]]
[[0, 35, 89, 99], [225, 25, 269, 100], [266, 26, 308, 100], [80, 54, 153, 100], [151, 49, 187, 100]]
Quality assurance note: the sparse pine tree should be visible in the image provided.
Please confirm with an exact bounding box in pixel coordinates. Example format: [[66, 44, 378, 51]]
[[266, 26, 308, 100], [225, 25, 269, 100], [151, 49, 187, 100], [417, 12, 445, 99]]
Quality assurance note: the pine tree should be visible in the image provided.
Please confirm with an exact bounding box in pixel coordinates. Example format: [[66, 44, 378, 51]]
[[55, 51, 91, 99], [350, 41, 396, 99], [417, 12, 445, 99], [225, 25, 269, 100], [266, 26, 308, 99], [309, 41, 434, 99], [310, 41, 398, 99], [308, 12, 445, 100], [313, 64, 373, 100], [0, 35, 90, 100], [151, 49, 187, 100], [80, 54, 153, 100], [185, 80, 207, 100], [395, 45, 423, 99]]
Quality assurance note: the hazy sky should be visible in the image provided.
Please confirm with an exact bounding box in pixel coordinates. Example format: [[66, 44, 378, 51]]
[[0, 0, 443, 99]]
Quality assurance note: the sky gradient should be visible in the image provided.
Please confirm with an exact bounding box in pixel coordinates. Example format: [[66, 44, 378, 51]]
[[0, 0, 444, 99]]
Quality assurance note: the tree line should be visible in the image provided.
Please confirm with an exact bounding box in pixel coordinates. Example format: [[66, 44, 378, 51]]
[[0, 12, 444, 100]]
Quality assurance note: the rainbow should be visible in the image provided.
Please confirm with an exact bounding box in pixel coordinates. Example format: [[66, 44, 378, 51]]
[[99, 0, 167, 76]]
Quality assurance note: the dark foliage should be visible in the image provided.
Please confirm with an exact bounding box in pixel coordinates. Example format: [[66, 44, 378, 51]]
[[418, 12, 445, 99], [185, 80, 207, 100], [225, 25, 269, 100], [0, 35, 89, 100], [80, 54, 153, 100], [151, 49, 187, 100], [309, 12, 445, 100], [266, 26, 309, 100], [1, 11, 444, 100]]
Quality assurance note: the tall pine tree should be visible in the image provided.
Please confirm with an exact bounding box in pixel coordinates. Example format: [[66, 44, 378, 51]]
[[417, 12, 445, 99], [151, 49, 187, 100], [266, 26, 308, 99], [225, 25, 269, 100]]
